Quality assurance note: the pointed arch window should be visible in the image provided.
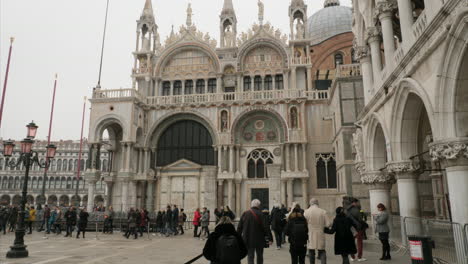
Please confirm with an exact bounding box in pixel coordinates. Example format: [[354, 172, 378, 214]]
[[275, 75, 284, 90], [334, 53, 344, 68], [208, 79, 217, 93], [264, 75, 273, 90], [254, 76, 262, 91], [244, 77, 252, 91], [162, 81, 171, 96], [196, 80, 205, 94], [185, 80, 193, 95], [247, 149, 274, 179], [316, 153, 337, 189], [173, 81, 182, 95]]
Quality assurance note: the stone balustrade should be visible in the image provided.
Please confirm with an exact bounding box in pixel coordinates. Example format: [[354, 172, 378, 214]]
[[336, 63, 362, 78]]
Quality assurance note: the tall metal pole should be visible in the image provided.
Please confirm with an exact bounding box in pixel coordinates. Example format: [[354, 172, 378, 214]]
[[75, 97, 86, 205], [40, 74, 58, 205], [0, 37, 15, 130], [96, 0, 110, 89]]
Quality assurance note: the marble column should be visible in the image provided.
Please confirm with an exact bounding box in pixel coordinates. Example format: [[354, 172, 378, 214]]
[[235, 180, 241, 217], [302, 144, 307, 172], [121, 179, 129, 212], [287, 179, 294, 208], [430, 139, 468, 264], [301, 179, 308, 209], [357, 47, 373, 105], [229, 146, 235, 173], [281, 180, 287, 206], [129, 181, 137, 208], [216, 75, 223, 93], [367, 27, 383, 82], [218, 146, 223, 173], [146, 180, 155, 211], [120, 143, 126, 172], [378, 2, 396, 67], [361, 171, 395, 215], [294, 144, 299, 172], [105, 182, 113, 207], [306, 66, 313, 91], [217, 180, 224, 208], [284, 70, 290, 90], [227, 180, 233, 209], [267, 164, 282, 208], [87, 180, 96, 210], [144, 148, 149, 173], [291, 67, 297, 90], [285, 144, 291, 172], [396, 0, 414, 44], [126, 143, 133, 172]]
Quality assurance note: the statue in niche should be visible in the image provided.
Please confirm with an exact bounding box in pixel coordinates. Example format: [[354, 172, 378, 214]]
[[141, 36, 151, 52], [352, 129, 363, 162], [258, 0, 264, 24], [296, 20, 305, 40], [139, 58, 148, 73], [290, 107, 298, 129], [221, 111, 229, 132], [224, 26, 234, 47]]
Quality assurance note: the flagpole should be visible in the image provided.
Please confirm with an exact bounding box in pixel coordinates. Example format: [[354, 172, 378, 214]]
[[75, 97, 86, 205], [40, 74, 58, 206], [0, 37, 15, 130], [96, 0, 110, 89]]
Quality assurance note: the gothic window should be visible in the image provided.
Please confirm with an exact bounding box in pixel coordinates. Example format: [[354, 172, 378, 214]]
[[63, 160, 68, 171], [196, 79, 205, 94], [51, 160, 56, 171], [162, 81, 171, 96], [157, 120, 215, 167], [275, 75, 284, 90], [57, 159, 62, 171], [316, 153, 337, 189], [74, 160, 78, 171], [334, 53, 344, 68], [185, 80, 193, 95], [264, 75, 273, 90], [254, 76, 262, 91], [69, 160, 73, 171], [173, 81, 182, 95], [290, 107, 299, 129], [247, 149, 274, 179], [244, 77, 252, 91], [103, 159, 108, 172], [208, 79, 217, 93]]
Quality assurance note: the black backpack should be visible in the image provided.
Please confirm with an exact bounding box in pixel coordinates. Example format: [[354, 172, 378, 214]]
[[216, 234, 241, 264], [290, 220, 308, 246]]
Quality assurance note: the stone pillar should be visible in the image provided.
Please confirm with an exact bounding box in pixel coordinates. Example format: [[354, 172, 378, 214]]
[[285, 144, 291, 172], [229, 146, 235, 173], [137, 148, 142, 174], [284, 70, 290, 90], [430, 139, 468, 264], [146, 180, 155, 211], [367, 27, 382, 82], [267, 164, 282, 208], [235, 180, 241, 217], [87, 180, 96, 210], [378, 2, 396, 68], [121, 179, 129, 212], [301, 179, 308, 209], [217, 75, 223, 93], [204, 78, 208, 94], [105, 182, 113, 207], [306, 66, 313, 91], [126, 143, 133, 172], [218, 146, 223, 173], [170, 80, 174, 96], [357, 47, 373, 105], [302, 144, 307, 172], [144, 148, 149, 173], [294, 144, 299, 172], [396, 0, 414, 44], [217, 180, 224, 208], [281, 180, 287, 206], [202, 167, 217, 214], [129, 181, 137, 208], [227, 180, 233, 209], [361, 171, 395, 215], [291, 67, 297, 90], [120, 143, 126, 172], [287, 179, 294, 208], [237, 74, 242, 92]]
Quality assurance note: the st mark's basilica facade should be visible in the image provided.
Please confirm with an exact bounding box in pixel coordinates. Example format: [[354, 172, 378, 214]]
[[86, 0, 363, 215]]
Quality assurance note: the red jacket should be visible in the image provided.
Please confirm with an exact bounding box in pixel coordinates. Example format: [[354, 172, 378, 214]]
[[193, 211, 201, 226]]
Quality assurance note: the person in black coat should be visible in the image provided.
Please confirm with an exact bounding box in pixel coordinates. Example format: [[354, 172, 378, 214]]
[[203, 216, 247, 264], [237, 199, 273, 264], [285, 207, 309, 264], [76, 208, 89, 239], [324, 207, 357, 264], [270, 205, 286, 249], [64, 207, 77, 238]]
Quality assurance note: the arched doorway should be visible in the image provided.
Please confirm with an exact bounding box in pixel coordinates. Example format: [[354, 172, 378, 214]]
[[71, 195, 81, 207], [12, 195, 21, 206], [47, 195, 57, 206], [0, 195, 10, 205], [94, 195, 104, 208], [59, 195, 69, 207]]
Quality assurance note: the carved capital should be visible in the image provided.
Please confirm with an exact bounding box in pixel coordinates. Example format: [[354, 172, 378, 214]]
[[429, 138, 468, 166], [386, 160, 419, 174], [354, 161, 367, 176], [361, 171, 396, 186], [376, 1, 397, 18], [366, 27, 381, 43], [354, 45, 370, 61]]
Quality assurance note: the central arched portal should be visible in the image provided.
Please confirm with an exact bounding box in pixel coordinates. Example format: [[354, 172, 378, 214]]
[[156, 120, 215, 166]]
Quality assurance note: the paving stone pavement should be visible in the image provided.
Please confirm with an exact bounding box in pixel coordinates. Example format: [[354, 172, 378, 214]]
[[0, 231, 409, 264]]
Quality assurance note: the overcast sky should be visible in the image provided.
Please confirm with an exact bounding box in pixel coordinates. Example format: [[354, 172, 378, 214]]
[[0, 0, 351, 142]]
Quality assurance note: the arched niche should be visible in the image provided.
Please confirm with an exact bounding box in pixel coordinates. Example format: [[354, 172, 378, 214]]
[[233, 110, 287, 145]]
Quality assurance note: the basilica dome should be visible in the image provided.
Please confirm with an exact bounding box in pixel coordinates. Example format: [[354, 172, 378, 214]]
[[308, 0, 352, 45]]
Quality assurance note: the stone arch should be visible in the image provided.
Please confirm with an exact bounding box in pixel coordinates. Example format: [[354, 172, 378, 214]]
[[91, 114, 127, 143], [231, 108, 288, 144], [12, 195, 21, 206], [59, 195, 69, 207], [94, 195, 104, 207], [154, 42, 221, 77], [26, 195, 34, 205], [47, 195, 57, 205], [391, 78, 435, 160], [366, 114, 391, 171], [237, 38, 288, 72], [36, 195, 46, 205], [0, 195, 10, 205], [437, 9, 468, 139], [145, 111, 218, 147], [71, 195, 81, 206]]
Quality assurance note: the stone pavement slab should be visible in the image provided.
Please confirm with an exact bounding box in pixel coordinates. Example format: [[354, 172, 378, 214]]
[[0, 231, 409, 264]]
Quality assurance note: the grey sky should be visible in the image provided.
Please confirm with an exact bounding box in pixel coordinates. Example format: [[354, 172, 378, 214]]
[[0, 0, 351, 141]]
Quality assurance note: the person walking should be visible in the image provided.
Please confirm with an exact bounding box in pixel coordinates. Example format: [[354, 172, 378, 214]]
[[270, 204, 286, 250], [138, 208, 148, 237], [286, 206, 309, 264], [203, 215, 248, 264], [324, 207, 357, 264], [64, 207, 77, 237], [48, 208, 57, 234], [374, 203, 391, 260], [193, 208, 201, 238], [200, 207, 210, 240], [237, 199, 273, 264], [304, 198, 330, 264], [40, 205, 51, 233], [27, 206, 36, 234], [346, 199, 368, 262], [172, 205, 179, 235], [156, 210, 163, 234], [178, 208, 186, 235], [0, 206, 8, 234], [104, 206, 114, 234], [76, 207, 89, 239], [165, 205, 173, 236], [125, 208, 138, 239], [8, 206, 18, 232], [54, 207, 62, 234]]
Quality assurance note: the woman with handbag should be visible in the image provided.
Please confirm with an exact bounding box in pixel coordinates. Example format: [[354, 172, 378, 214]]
[[374, 203, 391, 260]]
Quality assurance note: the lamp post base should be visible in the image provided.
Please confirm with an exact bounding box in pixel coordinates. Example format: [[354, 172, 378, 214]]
[[6, 245, 28, 258]]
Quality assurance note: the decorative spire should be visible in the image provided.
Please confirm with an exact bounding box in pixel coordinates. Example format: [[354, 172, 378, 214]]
[[223, 0, 234, 10], [258, 0, 264, 25], [141, 0, 154, 19], [324, 0, 340, 8], [186, 3, 193, 27]]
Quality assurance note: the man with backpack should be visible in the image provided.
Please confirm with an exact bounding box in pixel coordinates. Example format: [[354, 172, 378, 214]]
[[178, 208, 187, 235], [203, 215, 247, 264], [346, 198, 368, 262], [237, 199, 273, 264], [286, 205, 309, 264]]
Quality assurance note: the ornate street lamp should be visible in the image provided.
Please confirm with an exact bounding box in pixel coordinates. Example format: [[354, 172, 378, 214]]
[[3, 122, 57, 258]]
